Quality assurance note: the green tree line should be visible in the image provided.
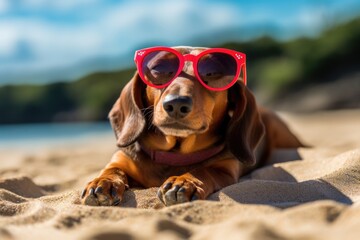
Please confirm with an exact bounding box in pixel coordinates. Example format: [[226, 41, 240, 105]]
[[0, 17, 359, 124]]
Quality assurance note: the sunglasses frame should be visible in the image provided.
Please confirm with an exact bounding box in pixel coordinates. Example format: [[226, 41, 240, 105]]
[[134, 46, 246, 91]]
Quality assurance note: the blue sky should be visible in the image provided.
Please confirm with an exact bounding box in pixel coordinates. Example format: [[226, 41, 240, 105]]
[[1, 0, 360, 84]]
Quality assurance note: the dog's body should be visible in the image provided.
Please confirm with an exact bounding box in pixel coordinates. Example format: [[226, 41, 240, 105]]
[[81, 47, 303, 206]]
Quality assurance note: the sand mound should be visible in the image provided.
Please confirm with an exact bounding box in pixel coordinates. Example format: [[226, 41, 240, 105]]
[[1, 110, 360, 239]]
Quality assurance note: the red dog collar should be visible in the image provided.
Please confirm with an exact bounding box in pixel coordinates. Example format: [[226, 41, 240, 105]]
[[139, 143, 225, 166]]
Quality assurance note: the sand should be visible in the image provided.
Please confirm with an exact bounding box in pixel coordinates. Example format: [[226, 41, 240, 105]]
[[1, 109, 360, 240]]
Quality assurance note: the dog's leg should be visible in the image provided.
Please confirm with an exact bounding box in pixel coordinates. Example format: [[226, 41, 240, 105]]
[[157, 158, 241, 206], [81, 151, 133, 206]]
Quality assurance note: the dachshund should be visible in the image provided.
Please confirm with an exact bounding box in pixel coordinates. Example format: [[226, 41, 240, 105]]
[[81, 46, 303, 206]]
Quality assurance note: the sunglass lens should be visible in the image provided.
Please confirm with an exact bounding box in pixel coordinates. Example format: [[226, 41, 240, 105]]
[[142, 51, 180, 86], [197, 52, 237, 89]]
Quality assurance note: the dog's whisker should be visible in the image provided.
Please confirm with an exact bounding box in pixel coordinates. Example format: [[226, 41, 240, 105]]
[[141, 106, 153, 112]]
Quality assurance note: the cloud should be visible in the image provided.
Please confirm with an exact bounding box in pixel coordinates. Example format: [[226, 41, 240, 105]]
[[0, 0, 359, 84], [99, 0, 241, 48], [0, 22, 17, 56], [0, 0, 244, 70], [0, 19, 102, 68]]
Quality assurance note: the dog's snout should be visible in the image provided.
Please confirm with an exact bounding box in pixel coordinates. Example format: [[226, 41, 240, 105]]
[[163, 95, 193, 119]]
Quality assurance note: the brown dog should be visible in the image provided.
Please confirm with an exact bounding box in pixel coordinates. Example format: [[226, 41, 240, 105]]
[[81, 46, 303, 206]]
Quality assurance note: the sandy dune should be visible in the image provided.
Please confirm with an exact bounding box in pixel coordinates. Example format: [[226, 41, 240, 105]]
[[1, 110, 360, 240]]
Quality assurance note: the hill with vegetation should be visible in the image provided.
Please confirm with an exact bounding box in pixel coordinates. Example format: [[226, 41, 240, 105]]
[[0, 18, 359, 124]]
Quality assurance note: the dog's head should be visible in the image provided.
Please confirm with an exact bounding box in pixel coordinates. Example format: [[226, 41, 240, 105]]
[[109, 46, 264, 165]]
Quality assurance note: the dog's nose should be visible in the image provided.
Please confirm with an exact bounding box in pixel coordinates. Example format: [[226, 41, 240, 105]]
[[163, 94, 193, 119]]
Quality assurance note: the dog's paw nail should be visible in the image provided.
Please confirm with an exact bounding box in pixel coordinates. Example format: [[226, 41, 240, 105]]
[[157, 189, 165, 204], [163, 182, 172, 190], [170, 185, 180, 192], [112, 198, 121, 206], [157, 188, 162, 197], [81, 189, 86, 198], [191, 194, 199, 201], [111, 186, 118, 198], [94, 186, 103, 194], [89, 188, 95, 196]]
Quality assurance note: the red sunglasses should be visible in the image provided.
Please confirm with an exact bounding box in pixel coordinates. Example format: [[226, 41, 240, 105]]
[[134, 46, 246, 91]]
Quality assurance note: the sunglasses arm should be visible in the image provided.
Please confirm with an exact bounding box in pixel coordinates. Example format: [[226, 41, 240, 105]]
[[242, 63, 247, 85]]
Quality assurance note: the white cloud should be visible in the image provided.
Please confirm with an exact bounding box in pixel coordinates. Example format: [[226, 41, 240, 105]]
[[296, 8, 325, 28], [0, 23, 18, 56], [0, 19, 103, 69], [0, 0, 243, 70], [100, 0, 241, 47], [1, 0, 354, 83]]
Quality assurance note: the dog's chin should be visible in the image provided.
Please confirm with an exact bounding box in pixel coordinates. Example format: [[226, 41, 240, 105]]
[[157, 123, 208, 138]]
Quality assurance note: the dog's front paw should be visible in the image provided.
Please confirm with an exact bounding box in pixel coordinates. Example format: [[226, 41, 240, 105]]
[[157, 175, 205, 206], [81, 176, 128, 206]]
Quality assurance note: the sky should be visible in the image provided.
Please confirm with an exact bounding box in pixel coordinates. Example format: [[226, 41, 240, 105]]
[[0, 0, 360, 84]]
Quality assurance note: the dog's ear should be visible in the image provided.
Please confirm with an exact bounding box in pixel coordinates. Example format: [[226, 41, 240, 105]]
[[108, 72, 146, 147], [226, 81, 265, 166]]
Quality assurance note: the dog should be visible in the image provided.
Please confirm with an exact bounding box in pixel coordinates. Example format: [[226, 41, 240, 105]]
[[81, 46, 303, 206]]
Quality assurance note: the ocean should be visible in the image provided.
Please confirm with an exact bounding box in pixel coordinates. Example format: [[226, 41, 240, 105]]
[[0, 122, 114, 150]]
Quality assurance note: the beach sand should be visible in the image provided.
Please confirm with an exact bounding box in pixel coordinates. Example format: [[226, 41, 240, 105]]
[[1, 110, 360, 240]]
